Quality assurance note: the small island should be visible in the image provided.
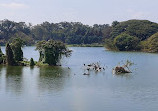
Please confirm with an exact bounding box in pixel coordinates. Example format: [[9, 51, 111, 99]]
[[0, 38, 71, 66]]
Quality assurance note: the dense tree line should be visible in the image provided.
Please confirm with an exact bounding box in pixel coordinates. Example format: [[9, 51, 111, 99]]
[[1, 19, 158, 52], [0, 19, 111, 45]]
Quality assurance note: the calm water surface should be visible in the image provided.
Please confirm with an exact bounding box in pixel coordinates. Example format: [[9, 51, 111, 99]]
[[0, 47, 158, 111]]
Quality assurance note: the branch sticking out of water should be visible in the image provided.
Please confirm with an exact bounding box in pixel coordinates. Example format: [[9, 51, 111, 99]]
[[113, 60, 134, 74]]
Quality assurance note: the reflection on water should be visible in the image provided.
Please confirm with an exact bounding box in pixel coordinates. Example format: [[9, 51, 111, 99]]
[[0, 66, 71, 95], [113, 73, 133, 79], [38, 66, 71, 93], [5, 66, 23, 94], [0, 47, 158, 111]]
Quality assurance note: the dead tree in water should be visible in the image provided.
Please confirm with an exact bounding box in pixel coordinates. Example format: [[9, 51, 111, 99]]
[[113, 60, 133, 74]]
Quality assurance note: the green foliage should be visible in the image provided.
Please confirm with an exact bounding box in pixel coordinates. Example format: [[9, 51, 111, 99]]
[[142, 32, 158, 52], [0, 20, 108, 45], [105, 20, 158, 51], [36, 40, 71, 66], [111, 20, 158, 40], [30, 58, 35, 66], [11, 38, 24, 62], [0, 19, 31, 45], [6, 43, 16, 65], [1, 19, 158, 53], [10, 32, 34, 46], [112, 21, 119, 27], [114, 33, 140, 51], [104, 39, 117, 50]]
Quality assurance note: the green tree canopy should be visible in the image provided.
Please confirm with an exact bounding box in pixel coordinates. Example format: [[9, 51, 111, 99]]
[[114, 33, 140, 51], [36, 40, 71, 66], [111, 20, 158, 40], [11, 38, 24, 62]]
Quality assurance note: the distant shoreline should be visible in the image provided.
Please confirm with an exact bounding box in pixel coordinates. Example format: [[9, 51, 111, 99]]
[[66, 44, 103, 47]]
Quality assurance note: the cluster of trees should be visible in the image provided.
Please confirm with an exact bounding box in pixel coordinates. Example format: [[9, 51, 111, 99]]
[[0, 38, 71, 66], [0, 19, 112, 45], [36, 40, 71, 66], [105, 20, 158, 52]]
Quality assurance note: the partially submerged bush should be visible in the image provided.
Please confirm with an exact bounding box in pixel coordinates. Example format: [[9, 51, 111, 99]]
[[36, 40, 72, 66], [30, 58, 35, 66]]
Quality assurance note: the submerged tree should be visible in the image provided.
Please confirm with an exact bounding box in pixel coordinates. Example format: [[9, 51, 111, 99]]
[[6, 43, 16, 65], [30, 58, 35, 66], [11, 38, 24, 62], [113, 60, 133, 74], [36, 40, 71, 66]]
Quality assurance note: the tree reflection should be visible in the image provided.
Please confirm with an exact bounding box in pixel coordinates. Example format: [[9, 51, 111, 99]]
[[5, 66, 23, 94], [113, 73, 133, 79], [0, 65, 3, 76], [37, 66, 71, 93], [0, 65, 4, 90]]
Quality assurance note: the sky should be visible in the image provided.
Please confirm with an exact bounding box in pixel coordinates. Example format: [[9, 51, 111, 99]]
[[0, 0, 157, 25]]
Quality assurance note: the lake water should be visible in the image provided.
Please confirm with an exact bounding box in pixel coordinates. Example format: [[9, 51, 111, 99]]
[[0, 47, 158, 111]]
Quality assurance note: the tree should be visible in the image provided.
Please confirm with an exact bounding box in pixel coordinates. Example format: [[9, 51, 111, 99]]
[[114, 33, 140, 51], [112, 21, 119, 27], [36, 40, 71, 66], [6, 43, 16, 65], [30, 58, 35, 66], [11, 38, 24, 62]]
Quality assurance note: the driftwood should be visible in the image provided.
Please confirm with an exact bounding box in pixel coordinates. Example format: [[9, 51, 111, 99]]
[[114, 66, 131, 74], [114, 60, 133, 74]]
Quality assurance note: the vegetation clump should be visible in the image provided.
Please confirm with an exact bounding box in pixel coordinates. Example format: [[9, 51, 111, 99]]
[[36, 40, 72, 66], [113, 33, 140, 51], [11, 38, 24, 62], [6, 43, 16, 65], [30, 58, 35, 66]]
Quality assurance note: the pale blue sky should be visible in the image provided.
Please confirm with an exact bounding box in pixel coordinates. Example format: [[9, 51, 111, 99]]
[[0, 0, 157, 25]]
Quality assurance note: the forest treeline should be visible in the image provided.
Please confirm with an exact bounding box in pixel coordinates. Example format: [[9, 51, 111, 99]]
[[1, 19, 158, 52], [0, 19, 111, 45]]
